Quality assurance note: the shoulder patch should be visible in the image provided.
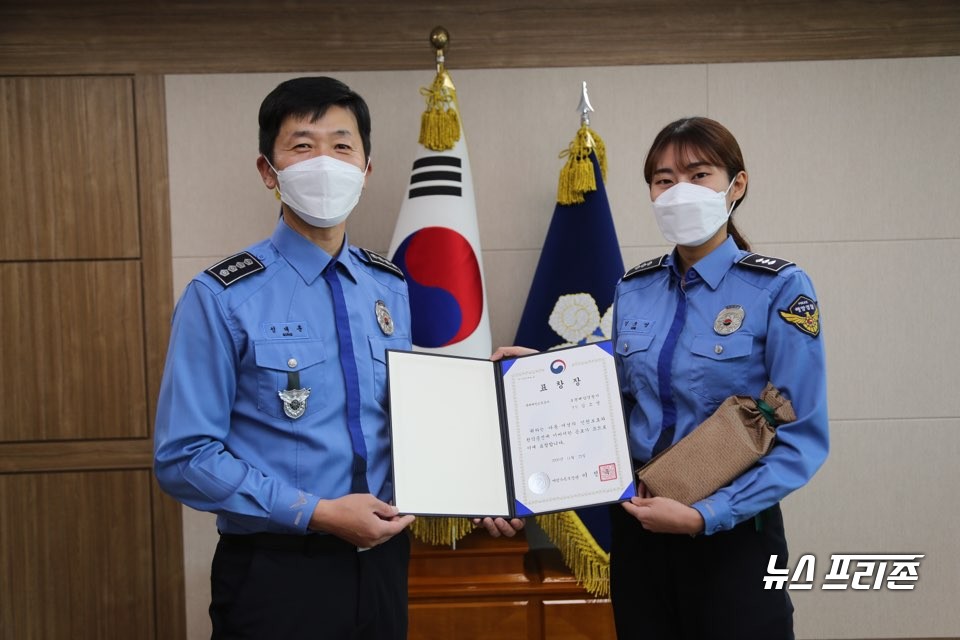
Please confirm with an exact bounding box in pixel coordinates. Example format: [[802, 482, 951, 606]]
[[359, 248, 405, 280], [737, 253, 795, 273], [778, 294, 820, 337], [204, 251, 265, 287], [623, 255, 668, 280]]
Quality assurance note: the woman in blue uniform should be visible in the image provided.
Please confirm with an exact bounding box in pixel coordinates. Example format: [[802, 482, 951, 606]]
[[610, 117, 829, 639]]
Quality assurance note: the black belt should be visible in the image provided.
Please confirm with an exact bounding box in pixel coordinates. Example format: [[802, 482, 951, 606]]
[[219, 532, 358, 554]]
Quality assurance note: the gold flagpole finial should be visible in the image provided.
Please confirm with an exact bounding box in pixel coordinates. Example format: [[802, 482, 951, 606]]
[[578, 81, 595, 127], [430, 26, 450, 71]]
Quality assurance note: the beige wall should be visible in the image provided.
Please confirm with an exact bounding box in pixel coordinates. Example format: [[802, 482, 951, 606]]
[[166, 57, 960, 639]]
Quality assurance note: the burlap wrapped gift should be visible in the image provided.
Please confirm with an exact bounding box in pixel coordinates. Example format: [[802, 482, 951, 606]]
[[636, 382, 796, 505]]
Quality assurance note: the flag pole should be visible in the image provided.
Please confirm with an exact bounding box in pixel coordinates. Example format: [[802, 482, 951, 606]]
[[402, 26, 483, 548], [528, 82, 619, 597]]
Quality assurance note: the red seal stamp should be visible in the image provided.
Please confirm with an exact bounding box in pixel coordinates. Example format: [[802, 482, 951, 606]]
[[599, 463, 618, 481]]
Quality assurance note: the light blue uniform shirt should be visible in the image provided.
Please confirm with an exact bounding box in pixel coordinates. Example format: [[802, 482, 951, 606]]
[[613, 236, 829, 535], [154, 218, 411, 534]]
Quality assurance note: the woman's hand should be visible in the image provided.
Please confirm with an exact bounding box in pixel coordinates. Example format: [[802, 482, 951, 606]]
[[490, 346, 538, 361], [472, 517, 526, 538], [622, 494, 705, 536]]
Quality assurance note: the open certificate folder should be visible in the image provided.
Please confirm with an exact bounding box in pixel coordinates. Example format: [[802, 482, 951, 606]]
[[386, 341, 636, 518]]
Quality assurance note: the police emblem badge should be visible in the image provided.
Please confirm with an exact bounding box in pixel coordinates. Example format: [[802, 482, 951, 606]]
[[714, 305, 745, 335], [278, 387, 311, 419], [375, 300, 394, 335], [778, 295, 820, 337]]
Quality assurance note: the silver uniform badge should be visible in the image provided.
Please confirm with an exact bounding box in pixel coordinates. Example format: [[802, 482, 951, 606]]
[[278, 387, 311, 419], [714, 305, 745, 335], [375, 300, 394, 336]]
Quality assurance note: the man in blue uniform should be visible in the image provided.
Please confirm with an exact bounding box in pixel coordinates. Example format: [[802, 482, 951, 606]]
[[154, 77, 415, 639]]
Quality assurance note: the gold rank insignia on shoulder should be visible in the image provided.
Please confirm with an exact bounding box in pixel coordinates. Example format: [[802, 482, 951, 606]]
[[778, 295, 820, 337], [375, 300, 394, 335], [278, 388, 311, 419]]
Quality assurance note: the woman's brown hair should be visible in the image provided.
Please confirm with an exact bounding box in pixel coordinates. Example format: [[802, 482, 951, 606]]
[[643, 117, 751, 251]]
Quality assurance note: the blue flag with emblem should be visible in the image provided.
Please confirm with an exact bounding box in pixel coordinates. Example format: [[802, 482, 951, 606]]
[[513, 83, 624, 597]]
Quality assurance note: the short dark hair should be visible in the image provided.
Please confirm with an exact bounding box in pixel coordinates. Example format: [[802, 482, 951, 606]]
[[257, 76, 371, 164]]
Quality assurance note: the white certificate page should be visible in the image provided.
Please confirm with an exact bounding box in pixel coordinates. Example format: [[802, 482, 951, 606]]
[[501, 342, 635, 515], [387, 351, 511, 517]]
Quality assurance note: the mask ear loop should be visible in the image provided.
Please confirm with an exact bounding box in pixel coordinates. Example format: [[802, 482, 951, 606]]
[[359, 156, 372, 192], [262, 155, 282, 201], [722, 174, 739, 215]]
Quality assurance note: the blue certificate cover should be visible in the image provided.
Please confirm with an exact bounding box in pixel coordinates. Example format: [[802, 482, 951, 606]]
[[387, 341, 636, 518]]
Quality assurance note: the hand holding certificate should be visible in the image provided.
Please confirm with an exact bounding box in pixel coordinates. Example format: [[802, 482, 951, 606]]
[[386, 341, 636, 518]]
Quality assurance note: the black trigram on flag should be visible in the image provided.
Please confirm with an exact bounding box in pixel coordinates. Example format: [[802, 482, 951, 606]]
[[408, 156, 462, 199]]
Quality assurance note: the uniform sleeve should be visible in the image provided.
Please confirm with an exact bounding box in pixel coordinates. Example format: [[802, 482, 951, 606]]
[[153, 281, 320, 533], [692, 269, 829, 535], [611, 293, 639, 422]]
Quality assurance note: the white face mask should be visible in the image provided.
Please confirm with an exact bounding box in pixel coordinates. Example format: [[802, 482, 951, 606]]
[[268, 155, 367, 228], [651, 177, 736, 247]]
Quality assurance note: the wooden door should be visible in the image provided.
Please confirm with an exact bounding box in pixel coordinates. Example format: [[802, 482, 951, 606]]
[[0, 75, 183, 640]]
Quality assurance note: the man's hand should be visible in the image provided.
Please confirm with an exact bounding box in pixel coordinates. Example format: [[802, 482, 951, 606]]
[[309, 494, 415, 548], [472, 517, 525, 538]]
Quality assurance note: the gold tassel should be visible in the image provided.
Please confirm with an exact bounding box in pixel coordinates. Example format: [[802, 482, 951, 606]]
[[409, 516, 476, 546], [536, 511, 610, 597], [419, 69, 461, 151], [556, 124, 607, 206]]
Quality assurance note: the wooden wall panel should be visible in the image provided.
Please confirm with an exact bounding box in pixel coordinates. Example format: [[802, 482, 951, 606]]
[[132, 74, 184, 640], [0, 1, 958, 76], [0, 61, 177, 639], [0, 260, 147, 442], [0, 76, 139, 261], [0, 470, 155, 640]]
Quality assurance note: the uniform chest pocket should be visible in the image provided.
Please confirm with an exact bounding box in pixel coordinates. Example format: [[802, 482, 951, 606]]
[[369, 335, 410, 408], [689, 333, 755, 403], [255, 339, 328, 420], [616, 332, 656, 394]]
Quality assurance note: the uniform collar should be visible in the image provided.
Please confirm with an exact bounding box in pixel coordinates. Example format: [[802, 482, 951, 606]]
[[669, 235, 739, 291], [270, 217, 359, 285]]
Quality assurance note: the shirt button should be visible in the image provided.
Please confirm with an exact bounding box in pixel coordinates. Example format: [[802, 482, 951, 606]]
[[287, 358, 298, 368], [714, 345, 723, 354]]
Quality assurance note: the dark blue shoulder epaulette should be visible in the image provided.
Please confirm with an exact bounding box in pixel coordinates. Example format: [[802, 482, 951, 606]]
[[736, 253, 795, 274], [204, 251, 265, 287], [623, 255, 668, 280], [358, 248, 405, 280]]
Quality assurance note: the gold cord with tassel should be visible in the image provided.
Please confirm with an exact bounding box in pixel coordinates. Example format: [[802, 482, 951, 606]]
[[556, 124, 607, 206], [536, 511, 610, 597], [418, 68, 461, 151]]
